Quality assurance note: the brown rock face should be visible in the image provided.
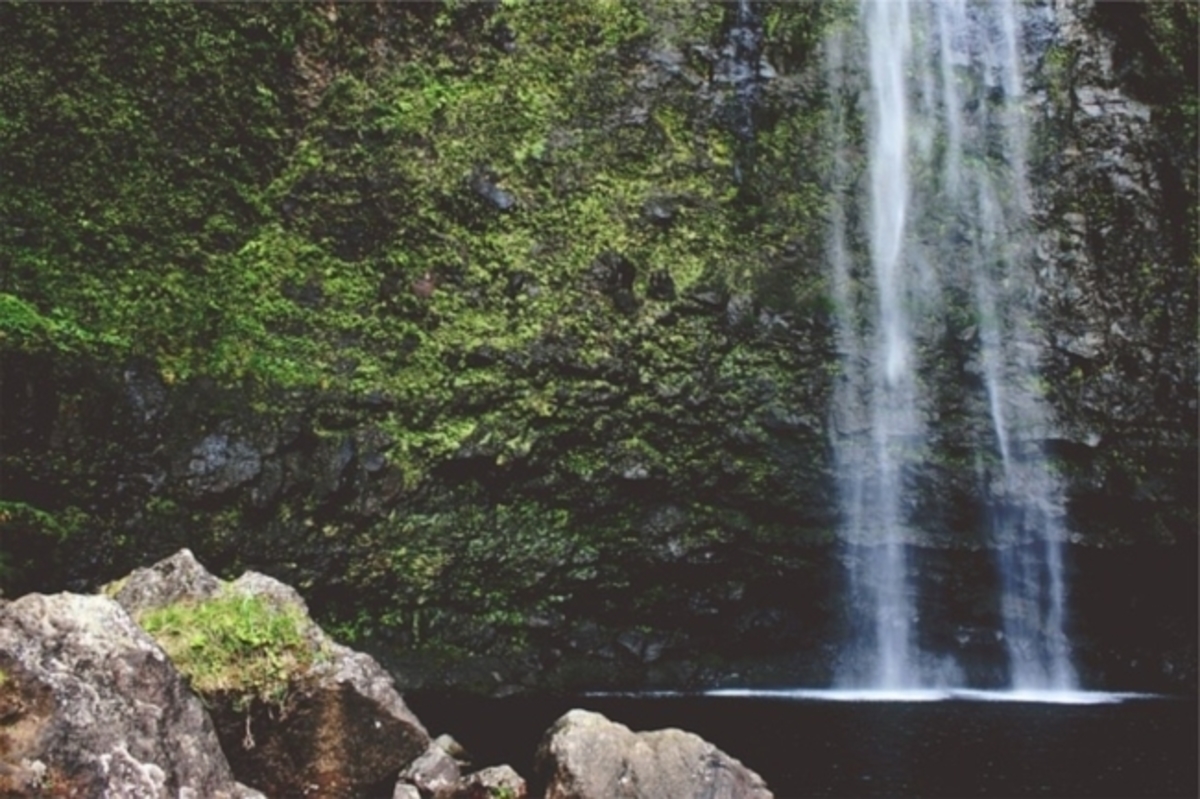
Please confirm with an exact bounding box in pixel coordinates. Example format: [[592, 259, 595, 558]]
[[112, 549, 431, 798], [210, 668, 429, 797], [535, 709, 772, 799], [0, 593, 261, 799]]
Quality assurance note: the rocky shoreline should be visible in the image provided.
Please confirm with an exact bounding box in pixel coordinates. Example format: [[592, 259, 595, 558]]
[[0, 549, 772, 798]]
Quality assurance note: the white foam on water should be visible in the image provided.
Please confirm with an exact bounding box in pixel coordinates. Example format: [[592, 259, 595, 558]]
[[583, 688, 1165, 705], [949, 689, 1156, 705], [703, 687, 1157, 704], [708, 688, 953, 702]]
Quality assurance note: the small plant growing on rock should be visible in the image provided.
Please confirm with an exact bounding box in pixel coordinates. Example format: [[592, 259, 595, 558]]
[[139, 592, 320, 710]]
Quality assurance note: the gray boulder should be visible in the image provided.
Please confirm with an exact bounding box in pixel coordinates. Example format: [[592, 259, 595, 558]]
[[111, 549, 431, 798], [0, 592, 262, 799], [434, 733, 472, 767], [399, 742, 462, 797], [454, 764, 527, 799], [108, 547, 222, 615], [536, 709, 772, 799], [395, 741, 529, 799]]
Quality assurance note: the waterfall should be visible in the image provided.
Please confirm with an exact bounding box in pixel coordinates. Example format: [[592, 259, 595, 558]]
[[828, 0, 1077, 691], [717, 0, 764, 185]]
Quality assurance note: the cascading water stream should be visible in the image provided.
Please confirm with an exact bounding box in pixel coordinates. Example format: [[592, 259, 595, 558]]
[[828, 0, 1077, 691]]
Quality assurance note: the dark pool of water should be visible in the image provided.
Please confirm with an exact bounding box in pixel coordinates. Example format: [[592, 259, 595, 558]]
[[406, 693, 1197, 798]]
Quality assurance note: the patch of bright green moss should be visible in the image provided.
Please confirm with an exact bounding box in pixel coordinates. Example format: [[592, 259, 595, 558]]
[[138, 592, 321, 710]]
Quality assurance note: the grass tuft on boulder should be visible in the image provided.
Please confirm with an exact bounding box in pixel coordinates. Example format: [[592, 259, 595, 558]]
[[138, 591, 321, 710]]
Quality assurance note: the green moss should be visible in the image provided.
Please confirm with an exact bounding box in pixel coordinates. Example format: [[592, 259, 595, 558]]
[[0, 1, 845, 498], [138, 592, 321, 710]]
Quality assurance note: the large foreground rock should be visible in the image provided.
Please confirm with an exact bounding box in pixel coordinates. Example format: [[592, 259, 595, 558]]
[[0, 592, 261, 798], [112, 549, 431, 798], [535, 709, 772, 799]]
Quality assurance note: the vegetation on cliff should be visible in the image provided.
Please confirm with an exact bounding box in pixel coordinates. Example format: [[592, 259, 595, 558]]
[[2, 1, 832, 392], [1, 1, 841, 684]]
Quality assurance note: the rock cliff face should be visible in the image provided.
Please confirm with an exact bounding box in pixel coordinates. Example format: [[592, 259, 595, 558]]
[[1024, 0, 1196, 689], [1028, 0, 1196, 547], [0, 1, 1194, 695]]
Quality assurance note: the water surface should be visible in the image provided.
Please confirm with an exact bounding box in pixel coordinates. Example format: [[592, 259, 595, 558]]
[[407, 692, 1197, 797]]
